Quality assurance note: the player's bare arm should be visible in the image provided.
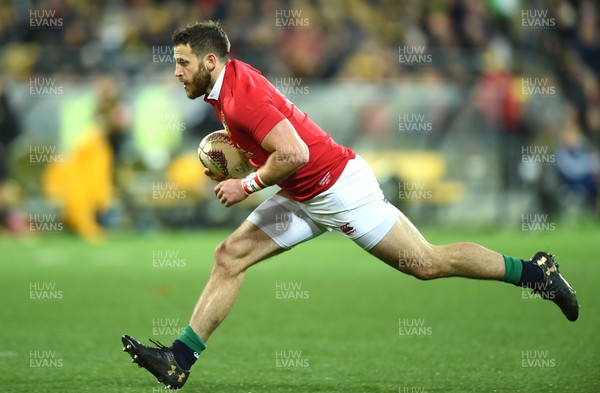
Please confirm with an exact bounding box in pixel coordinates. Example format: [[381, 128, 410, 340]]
[[256, 118, 310, 184], [214, 119, 309, 207]]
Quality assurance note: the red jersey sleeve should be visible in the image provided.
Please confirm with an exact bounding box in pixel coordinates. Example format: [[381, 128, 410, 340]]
[[228, 96, 286, 144]]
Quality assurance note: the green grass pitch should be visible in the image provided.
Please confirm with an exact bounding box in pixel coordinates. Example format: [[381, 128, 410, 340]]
[[1, 226, 599, 392]]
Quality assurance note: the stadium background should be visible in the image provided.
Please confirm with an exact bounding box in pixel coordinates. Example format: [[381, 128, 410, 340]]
[[0, 0, 598, 392]]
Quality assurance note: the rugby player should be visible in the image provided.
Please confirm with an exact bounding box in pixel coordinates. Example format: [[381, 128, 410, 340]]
[[121, 21, 579, 389]]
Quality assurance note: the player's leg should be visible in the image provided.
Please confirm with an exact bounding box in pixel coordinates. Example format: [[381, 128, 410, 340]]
[[122, 192, 326, 388], [305, 156, 506, 280], [309, 155, 578, 321], [179, 193, 325, 360], [366, 212, 578, 321], [361, 192, 578, 323], [189, 219, 284, 342], [367, 212, 505, 280], [176, 193, 324, 362], [122, 221, 282, 388]]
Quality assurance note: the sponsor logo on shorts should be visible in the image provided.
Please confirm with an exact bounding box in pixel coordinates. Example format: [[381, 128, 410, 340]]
[[340, 223, 356, 235]]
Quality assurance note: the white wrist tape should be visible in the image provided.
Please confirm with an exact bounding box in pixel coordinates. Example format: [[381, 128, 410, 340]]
[[241, 171, 267, 195]]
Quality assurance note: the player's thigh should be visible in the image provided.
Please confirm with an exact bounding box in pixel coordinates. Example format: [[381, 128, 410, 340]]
[[217, 193, 326, 274], [215, 219, 285, 274], [367, 211, 436, 274], [247, 192, 326, 250]]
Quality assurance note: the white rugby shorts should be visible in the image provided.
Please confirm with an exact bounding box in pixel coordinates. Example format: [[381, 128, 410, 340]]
[[247, 155, 400, 250]]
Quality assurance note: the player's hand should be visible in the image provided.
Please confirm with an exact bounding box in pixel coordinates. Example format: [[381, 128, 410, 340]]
[[204, 168, 227, 182], [214, 179, 248, 207]]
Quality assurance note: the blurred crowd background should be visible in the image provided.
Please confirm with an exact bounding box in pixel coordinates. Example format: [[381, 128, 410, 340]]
[[0, 0, 598, 241]]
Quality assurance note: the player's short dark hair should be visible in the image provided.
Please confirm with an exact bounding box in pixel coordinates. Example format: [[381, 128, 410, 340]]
[[172, 20, 230, 60]]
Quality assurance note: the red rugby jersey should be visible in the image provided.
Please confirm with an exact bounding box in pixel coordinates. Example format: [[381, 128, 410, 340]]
[[204, 59, 355, 201]]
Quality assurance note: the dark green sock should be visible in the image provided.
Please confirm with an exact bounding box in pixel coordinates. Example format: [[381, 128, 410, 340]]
[[177, 325, 206, 355], [503, 255, 523, 285], [172, 325, 206, 370]]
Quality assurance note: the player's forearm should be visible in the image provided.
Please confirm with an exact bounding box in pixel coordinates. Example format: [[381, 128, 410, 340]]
[[258, 147, 309, 186], [241, 147, 309, 195]]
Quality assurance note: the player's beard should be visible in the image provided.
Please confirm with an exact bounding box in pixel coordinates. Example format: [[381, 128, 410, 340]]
[[186, 63, 212, 99]]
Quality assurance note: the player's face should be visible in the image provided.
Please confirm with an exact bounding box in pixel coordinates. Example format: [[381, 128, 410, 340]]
[[174, 44, 212, 99]]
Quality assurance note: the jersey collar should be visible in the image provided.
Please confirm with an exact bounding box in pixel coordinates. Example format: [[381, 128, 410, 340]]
[[205, 62, 227, 102]]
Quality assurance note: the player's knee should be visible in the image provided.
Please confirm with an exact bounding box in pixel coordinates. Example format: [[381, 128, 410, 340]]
[[213, 240, 244, 277], [404, 251, 441, 281], [410, 264, 440, 281]]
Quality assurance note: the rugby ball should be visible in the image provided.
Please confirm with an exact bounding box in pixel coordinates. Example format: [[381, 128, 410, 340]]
[[198, 130, 252, 179]]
